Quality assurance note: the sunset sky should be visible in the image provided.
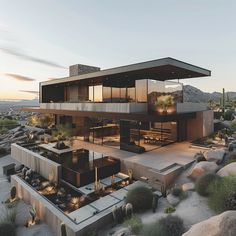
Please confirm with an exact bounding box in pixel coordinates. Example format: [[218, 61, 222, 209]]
[[0, 0, 236, 100]]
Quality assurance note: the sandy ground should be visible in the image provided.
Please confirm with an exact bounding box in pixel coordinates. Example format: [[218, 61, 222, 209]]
[[0, 155, 54, 236], [99, 167, 215, 236]]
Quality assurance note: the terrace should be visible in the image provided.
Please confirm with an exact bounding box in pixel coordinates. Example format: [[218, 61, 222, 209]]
[[10, 137, 138, 234]]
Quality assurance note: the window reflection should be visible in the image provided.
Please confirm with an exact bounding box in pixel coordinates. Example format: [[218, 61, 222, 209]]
[[94, 85, 103, 102], [136, 79, 147, 102], [89, 86, 94, 102]]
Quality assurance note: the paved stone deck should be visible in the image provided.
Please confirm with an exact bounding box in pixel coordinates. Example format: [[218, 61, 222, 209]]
[[73, 140, 196, 171]]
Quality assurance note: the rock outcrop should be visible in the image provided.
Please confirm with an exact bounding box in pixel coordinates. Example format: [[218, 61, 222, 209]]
[[204, 149, 225, 163], [183, 211, 236, 236], [188, 161, 218, 179], [217, 162, 236, 177]]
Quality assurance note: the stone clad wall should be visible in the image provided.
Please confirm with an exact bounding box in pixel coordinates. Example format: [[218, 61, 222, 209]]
[[11, 143, 61, 183]]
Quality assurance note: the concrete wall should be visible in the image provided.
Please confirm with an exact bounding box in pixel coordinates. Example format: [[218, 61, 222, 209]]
[[40, 102, 147, 113], [186, 110, 214, 140], [11, 175, 76, 236], [11, 143, 61, 183], [11, 175, 124, 236], [176, 102, 208, 113]]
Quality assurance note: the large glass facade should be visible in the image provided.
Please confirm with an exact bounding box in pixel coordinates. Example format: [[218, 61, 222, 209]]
[[147, 80, 183, 114], [43, 77, 182, 109], [135, 79, 147, 102]]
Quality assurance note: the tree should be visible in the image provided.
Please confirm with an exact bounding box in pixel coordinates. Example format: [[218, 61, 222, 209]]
[[156, 95, 174, 114]]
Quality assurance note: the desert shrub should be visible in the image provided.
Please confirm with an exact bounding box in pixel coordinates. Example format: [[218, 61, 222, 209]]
[[142, 215, 185, 236], [194, 152, 206, 162], [124, 215, 142, 234], [171, 186, 183, 197], [195, 172, 221, 196], [164, 206, 176, 214], [224, 110, 234, 121], [0, 118, 17, 126], [208, 175, 236, 212], [0, 128, 8, 135], [157, 215, 185, 236], [126, 186, 153, 212], [0, 222, 15, 236], [231, 119, 236, 131], [142, 222, 163, 236]]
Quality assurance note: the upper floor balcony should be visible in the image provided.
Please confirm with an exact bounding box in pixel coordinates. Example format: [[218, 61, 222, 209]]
[[39, 101, 208, 114]]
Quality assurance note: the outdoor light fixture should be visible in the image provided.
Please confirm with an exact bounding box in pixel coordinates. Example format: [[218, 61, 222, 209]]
[[70, 197, 80, 209]]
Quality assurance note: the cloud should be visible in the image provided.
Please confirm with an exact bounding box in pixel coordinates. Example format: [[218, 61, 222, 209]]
[[5, 73, 35, 81], [19, 90, 39, 95], [0, 47, 67, 69]]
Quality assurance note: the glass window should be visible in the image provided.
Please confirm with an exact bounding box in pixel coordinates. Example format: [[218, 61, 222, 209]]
[[94, 85, 103, 102], [120, 88, 127, 102], [103, 87, 112, 102], [127, 87, 135, 102], [136, 79, 147, 102], [78, 82, 88, 102], [89, 86, 94, 102], [164, 81, 183, 103], [112, 87, 120, 102]]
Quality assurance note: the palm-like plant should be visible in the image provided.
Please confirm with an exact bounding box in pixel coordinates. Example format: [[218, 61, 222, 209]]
[[156, 95, 174, 114]]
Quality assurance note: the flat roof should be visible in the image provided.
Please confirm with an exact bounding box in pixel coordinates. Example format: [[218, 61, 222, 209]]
[[41, 57, 211, 86]]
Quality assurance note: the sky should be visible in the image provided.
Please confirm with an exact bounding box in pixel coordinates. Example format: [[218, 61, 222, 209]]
[[0, 0, 236, 100]]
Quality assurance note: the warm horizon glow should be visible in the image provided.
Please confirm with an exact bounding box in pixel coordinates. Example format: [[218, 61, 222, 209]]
[[0, 1, 236, 100]]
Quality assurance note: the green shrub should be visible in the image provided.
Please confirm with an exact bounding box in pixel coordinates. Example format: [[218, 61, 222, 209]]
[[0, 128, 8, 135], [208, 175, 236, 212], [194, 152, 206, 162], [142, 222, 163, 236], [231, 119, 236, 131], [195, 172, 220, 196], [142, 215, 185, 236], [164, 206, 176, 214], [157, 215, 185, 236], [0, 119, 17, 126], [126, 186, 153, 212], [171, 186, 183, 197], [0, 222, 16, 236], [124, 215, 142, 234]]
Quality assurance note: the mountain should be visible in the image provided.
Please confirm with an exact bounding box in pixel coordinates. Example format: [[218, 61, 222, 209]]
[[0, 98, 39, 107], [183, 85, 236, 103]]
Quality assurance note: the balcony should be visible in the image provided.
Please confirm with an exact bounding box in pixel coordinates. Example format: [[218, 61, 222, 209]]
[[176, 102, 208, 113], [40, 102, 147, 113]]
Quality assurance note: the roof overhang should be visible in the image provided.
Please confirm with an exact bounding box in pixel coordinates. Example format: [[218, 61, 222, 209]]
[[41, 57, 211, 87]]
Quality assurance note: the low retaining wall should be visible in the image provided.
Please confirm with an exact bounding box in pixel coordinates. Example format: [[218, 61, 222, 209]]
[[11, 143, 61, 183], [11, 175, 123, 236]]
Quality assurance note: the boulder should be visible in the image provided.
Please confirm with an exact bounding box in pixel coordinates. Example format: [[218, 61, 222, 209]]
[[188, 161, 218, 179], [204, 149, 225, 163], [182, 182, 195, 192], [183, 211, 236, 236], [217, 162, 236, 177], [167, 193, 180, 206], [112, 227, 131, 236]]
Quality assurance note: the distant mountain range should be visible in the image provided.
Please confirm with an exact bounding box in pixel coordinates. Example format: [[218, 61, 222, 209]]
[[183, 85, 236, 103], [0, 98, 39, 107]]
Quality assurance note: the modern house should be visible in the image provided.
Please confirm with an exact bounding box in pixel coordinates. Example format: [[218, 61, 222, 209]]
[[24, 57, 213, 153], [9, 57, 214, 235]]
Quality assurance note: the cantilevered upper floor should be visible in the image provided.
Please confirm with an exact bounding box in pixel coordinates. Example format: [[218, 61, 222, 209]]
[[39, 57, 211, 115]]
